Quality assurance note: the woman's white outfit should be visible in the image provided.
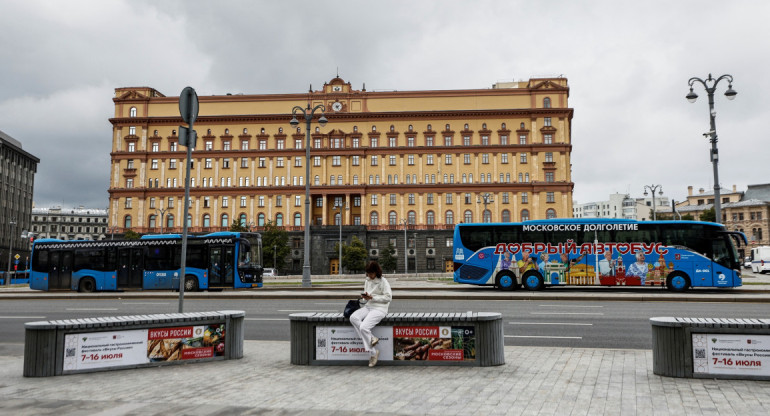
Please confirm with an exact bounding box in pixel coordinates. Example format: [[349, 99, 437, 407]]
[[350, 276, 392, 357]]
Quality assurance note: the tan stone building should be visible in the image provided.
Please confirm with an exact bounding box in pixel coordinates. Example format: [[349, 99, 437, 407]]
[[108, 77, 574, 274]]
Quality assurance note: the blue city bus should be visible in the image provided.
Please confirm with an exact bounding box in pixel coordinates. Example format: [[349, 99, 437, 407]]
[[453, 219, 747, 292], [29, 232, 263, 292]]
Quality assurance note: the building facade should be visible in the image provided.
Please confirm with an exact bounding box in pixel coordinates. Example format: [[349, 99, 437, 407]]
[[573, 193, 670, 221], [108, 77, 574, 274], [0, 129, 39, 273], [31, 206, 110, 241]]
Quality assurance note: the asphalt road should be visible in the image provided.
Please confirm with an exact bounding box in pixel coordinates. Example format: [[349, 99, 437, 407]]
[[1, 298, 768, 356]]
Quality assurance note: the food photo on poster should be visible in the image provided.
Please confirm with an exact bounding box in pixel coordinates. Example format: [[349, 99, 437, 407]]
[[393, 326, 475, 361]]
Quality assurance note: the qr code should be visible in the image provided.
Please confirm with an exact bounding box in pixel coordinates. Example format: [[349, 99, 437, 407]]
[[65, 348, 76, 358], [694, 348, 706, 359], [317, 338, 326, 348]]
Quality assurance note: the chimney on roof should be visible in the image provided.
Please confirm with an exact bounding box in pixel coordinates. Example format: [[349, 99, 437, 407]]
[[688, 186, 693, 196], [733, 184, 737, 192], [699, 188, 705, 194]]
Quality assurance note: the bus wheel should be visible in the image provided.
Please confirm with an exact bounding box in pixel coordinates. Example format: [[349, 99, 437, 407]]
[[522, 271, 544, 291], [495, 271, 518, 291], [666, 273, 690, 292], [78, 277, 96, 293], [184, 276, 199, 292]]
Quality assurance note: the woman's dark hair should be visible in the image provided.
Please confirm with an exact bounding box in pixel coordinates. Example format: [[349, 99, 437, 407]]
[[365, 261, 382, 278]]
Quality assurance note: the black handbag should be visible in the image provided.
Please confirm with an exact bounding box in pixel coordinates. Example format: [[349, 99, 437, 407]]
[[343, 299, 361, 318]]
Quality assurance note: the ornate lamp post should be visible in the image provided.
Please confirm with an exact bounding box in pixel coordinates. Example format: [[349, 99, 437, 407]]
[[5, 218, 17, 286], [290, 103, 327, 287], [687, 74, 737, 224], [334, 202, 345, 275], [643, 185, 663, 221], [401, 218, 408, 275], [477, 193, 494, 223], [156, 207, 168, 234]]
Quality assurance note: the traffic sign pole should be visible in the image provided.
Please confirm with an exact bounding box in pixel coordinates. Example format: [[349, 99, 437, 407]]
[[178, 87, 199, 313]]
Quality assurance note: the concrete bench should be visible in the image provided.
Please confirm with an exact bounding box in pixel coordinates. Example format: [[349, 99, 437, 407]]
[[24, 310, 244, 377], [650, 317, 770, 380], [290, 311, 504, 367]]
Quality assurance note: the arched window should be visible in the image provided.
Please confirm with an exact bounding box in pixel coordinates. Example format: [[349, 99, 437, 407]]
[[294, 213, 302, 226], [445, 210, 454, 225], [389, 211, 397, 225], [202, 214, 210, 227], [167, 214, 174, 228], [543, 97, 551, 108], [501, 209, 511, 223], [426, 211, 435, 225], [258, 213, 265, 226], [148, 215, 156, 228], [129, 107, 137, 117], [276, 213, 283, 226], [408, 211, 416, 224], [124, 215, 132, 229], [521, 209, 530, 221], [221, 214, 228, 227], [546, 208, 557, 219], [239, 214, 247, 226], [464, 210, 473, 223], [483, 210, 492, 223], [314, 175, 320, 186], [370, 211, 379, 225]]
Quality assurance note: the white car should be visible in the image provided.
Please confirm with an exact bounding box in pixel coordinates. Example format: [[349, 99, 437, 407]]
[[743, 257, 752, 269], [263, 268, 277, 277]]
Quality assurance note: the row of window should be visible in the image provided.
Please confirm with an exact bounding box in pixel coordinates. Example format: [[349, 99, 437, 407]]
[[132, 170, 557, 190], [32, 216, 106, 223], [126, 191, 557, 211], [731, 212, 764, 221], [31, 225, 105, 233], [123, 207, 559, 229]]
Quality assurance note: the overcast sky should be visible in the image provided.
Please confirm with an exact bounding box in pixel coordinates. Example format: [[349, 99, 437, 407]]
[[1, 0, 767, 211]]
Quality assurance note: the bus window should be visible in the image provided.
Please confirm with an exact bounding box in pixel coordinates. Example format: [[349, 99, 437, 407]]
[[74, 249, 106, 271], [32, 249, 49, 272]]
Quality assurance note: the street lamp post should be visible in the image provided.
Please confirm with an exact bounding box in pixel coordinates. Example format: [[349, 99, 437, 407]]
[[477, 193, 494, 223], [334, 202, 344, 275], [290, 103, 327, 287], [273, 245, 277, 270], [401, 218, 408, 275], [5, 218, 17, 286], [687, 73, 737, 224], [643, 185, 663, 221], [156, 207, 168, 234]]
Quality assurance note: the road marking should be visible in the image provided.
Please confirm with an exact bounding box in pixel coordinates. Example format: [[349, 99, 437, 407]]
[[538, 304, 603, 308], [505, 335, 583, 339], [529, 312, 604, 315], [509, 322, 592, 326], [0, 316, 46, 319], [121, 302, 169, 305], [277, 310, 337, 312], [65, 308, 119, 311], [245, 318, 288, 321]]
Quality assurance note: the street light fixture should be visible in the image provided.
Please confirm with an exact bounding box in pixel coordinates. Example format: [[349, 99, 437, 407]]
[[643, 185, 663, 221], [334, 202, 345, 275], [5, 218, 17, 286], [687, 73, 736, 224], [290, 103, 327, 287], [156, 207, 169, 234], [477, 193, 494, 223]]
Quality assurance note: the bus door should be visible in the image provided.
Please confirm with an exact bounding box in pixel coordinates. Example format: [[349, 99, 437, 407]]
[[208, 245, 235, 287], [48, 250, 73, 290], [117, 248, 144, 289]]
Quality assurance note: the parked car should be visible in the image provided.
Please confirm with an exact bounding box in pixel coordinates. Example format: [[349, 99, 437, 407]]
[[263, 268, 277, 277], [744, 257, 752, 269]]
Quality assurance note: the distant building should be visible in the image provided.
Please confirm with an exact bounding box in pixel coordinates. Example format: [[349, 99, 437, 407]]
[[0, 129, 39, 272], [573, 193, 669, 221], [31, 206, 109, 241]]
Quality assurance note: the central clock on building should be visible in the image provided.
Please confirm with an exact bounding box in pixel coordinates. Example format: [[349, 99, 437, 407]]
[[331, 101, 343, 112]]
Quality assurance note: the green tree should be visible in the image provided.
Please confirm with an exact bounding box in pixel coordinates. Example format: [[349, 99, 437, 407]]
[[342, 236, 368, 273], [379, 243, 398, 273], [123, 230, 140, 240], [699, 207, 716, 222], [230, 223, 248, 232], [682, 214, 695, 221], [261, 221, 290, 271]]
